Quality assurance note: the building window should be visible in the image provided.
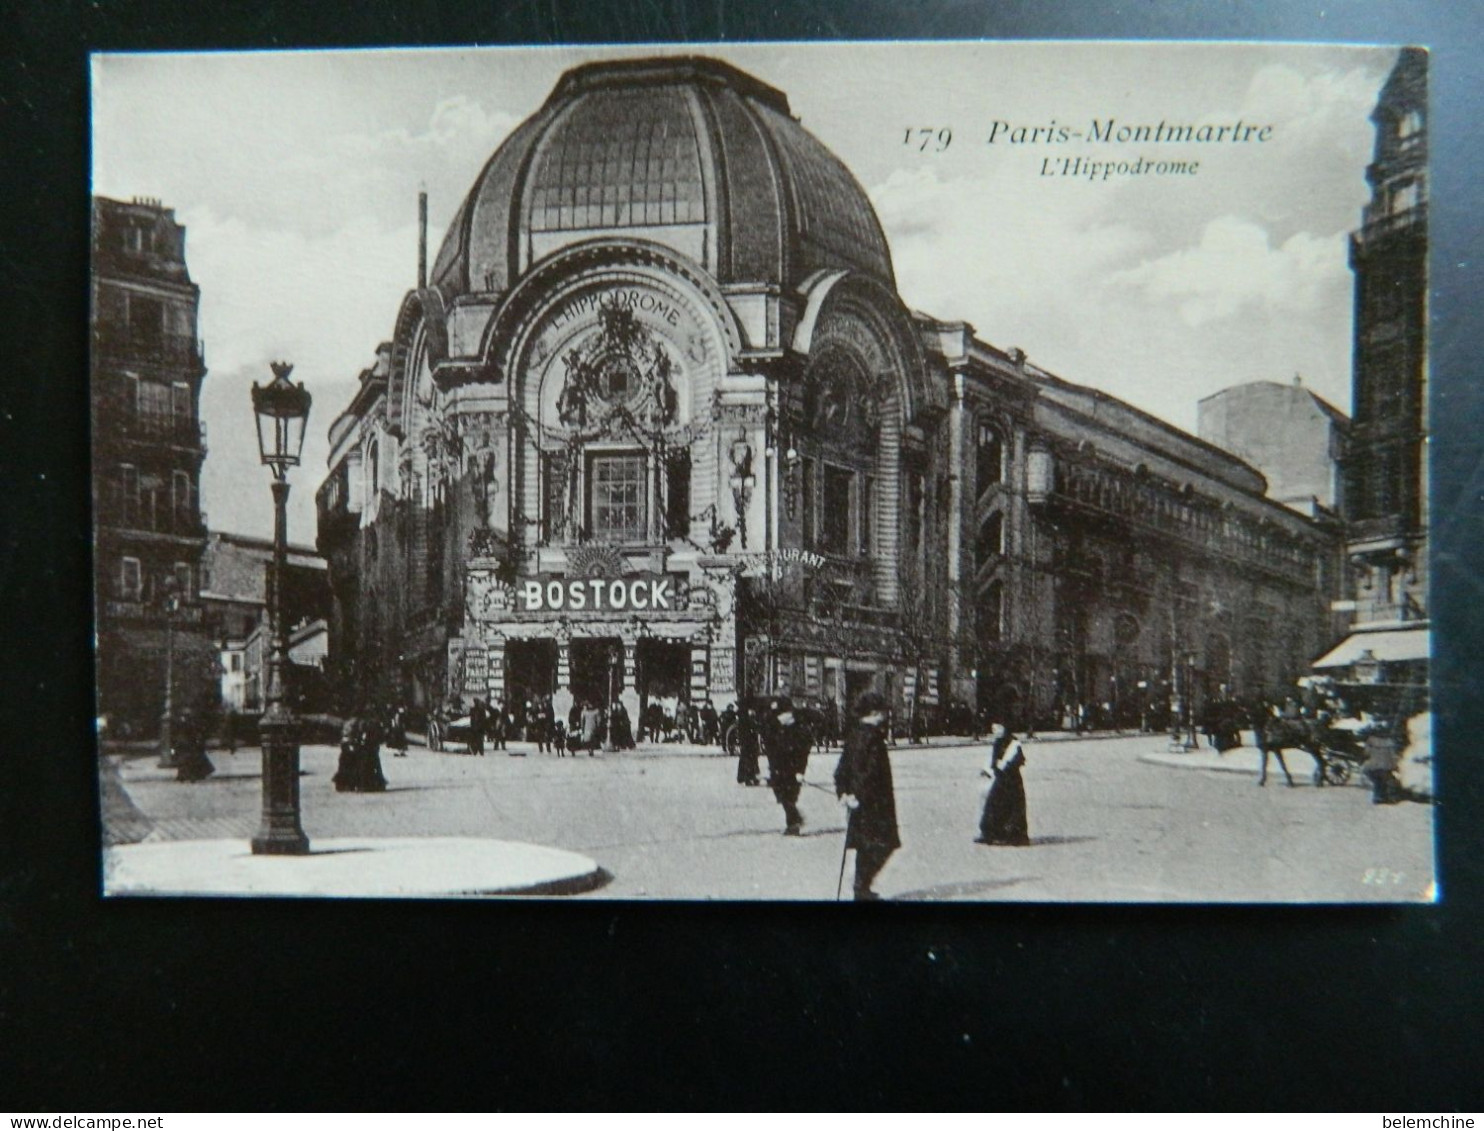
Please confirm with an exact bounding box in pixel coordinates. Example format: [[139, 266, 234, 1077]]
[[119, 464, 139, 523], [862, 475, 874, 556], [801, 458, 817, 546], [906, 469, 926, 563], [172, 470, 192, 522], [127, 293, 163, 344], [664, 449, 691, 539], [1398, 109, 1423, 140], [172, 382, 191, 422], [588, 452, 647, 542], [174, 562, 193, 596], [821, 464, 854, 554], [120, 557, 142, 600], [1392, 179, 1420, 214], [976, 422, 1004, 495], [137, 379, 171, 423]]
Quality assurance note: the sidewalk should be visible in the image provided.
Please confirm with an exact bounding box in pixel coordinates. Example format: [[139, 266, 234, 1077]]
[[100, 747, 605, 898]]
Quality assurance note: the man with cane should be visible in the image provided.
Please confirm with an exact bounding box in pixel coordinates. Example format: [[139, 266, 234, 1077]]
[[834, 691, 899, 901]]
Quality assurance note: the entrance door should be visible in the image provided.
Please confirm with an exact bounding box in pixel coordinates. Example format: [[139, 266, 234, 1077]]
[[636, 639, 690, 737], [570, 637, 623, 709], [844, 668, 874, 715], [506, 639, 558, 705]]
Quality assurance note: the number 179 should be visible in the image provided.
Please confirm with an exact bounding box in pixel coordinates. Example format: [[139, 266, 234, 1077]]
[[904, 127, 952, 152]]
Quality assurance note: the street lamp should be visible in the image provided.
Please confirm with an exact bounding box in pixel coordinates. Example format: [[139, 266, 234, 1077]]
[[155, 578, 182, 768], [250, 360, 312, 855]]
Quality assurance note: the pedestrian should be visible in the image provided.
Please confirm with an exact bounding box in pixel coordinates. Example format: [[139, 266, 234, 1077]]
[[469, 697, 488, 756], [552, 718, 568, 756], [386, 702, 408, 757], [1363, 718, 1404, 805], [427, 699, 446, 752], [534, 696, 553, 754], [334, 709, 387, 792], [976, 724, 1029, 846], [173, 707, 216, 783], [700, 699, 719, 746], [611, 699, 634, 749], [490, 698, 509, 752], [580, 698, 603, 755], [834, 692, 899, 900], [764, 695, 812, 835], [734, 702, 761, 786], [222, 706, 239, 755]]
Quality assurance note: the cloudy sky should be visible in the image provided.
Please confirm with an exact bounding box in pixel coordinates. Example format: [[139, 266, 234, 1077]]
[[91, 41, 1399, 540]]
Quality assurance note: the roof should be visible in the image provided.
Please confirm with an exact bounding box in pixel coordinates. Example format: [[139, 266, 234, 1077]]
[[1312, 624, 1430, 669], [430, 54, 893, 297], [206, 530, 327, 570]]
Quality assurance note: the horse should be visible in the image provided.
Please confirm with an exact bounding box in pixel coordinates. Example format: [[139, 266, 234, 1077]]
[[1253, 711, 1328, 788]]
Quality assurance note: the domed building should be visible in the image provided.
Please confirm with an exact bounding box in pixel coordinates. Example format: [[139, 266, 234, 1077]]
[[318, 55, 1338, 736]]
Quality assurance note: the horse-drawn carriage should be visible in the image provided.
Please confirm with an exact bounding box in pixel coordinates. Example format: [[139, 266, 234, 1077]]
[[1254, 713, 1371, 787]]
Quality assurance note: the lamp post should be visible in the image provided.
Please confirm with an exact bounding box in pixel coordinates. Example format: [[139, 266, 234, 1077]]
[[155, 579, 181, 768], [250, 361, 312, 855]]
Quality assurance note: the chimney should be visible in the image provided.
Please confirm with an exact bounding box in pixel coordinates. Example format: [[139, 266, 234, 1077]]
[[417, 191, 428, 290]]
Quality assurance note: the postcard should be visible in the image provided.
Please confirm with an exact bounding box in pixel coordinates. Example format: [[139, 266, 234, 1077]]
[[91, 41, 1433, 901]]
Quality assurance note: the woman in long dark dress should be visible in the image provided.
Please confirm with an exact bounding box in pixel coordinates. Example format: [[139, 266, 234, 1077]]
[[977, 729, 1029, 846]]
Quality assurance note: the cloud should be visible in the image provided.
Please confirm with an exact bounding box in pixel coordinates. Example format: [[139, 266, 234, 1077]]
[[182, 205, 417, 539], [1109, 216, 1350, 327]]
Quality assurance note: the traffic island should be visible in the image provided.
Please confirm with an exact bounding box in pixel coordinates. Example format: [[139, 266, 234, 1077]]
[[103, 837, 607, 898]]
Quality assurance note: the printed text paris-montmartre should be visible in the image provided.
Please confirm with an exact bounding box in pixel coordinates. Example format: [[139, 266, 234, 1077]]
[[987, 118, 1276, 144]]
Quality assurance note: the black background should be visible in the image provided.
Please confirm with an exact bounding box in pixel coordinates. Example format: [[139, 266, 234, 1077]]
[[3, 0, 1482, 1111]]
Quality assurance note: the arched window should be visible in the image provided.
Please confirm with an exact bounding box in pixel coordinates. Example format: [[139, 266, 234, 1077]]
[[1397, 109, 1423, 140], [976, 421, 1004, 496]]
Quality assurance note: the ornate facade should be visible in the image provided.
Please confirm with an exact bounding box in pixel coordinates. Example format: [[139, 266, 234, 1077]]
[[317, 57, 1339, 730]]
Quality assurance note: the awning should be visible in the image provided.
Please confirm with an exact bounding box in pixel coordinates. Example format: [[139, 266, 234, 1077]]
[[1312, 626, 1431, 670]]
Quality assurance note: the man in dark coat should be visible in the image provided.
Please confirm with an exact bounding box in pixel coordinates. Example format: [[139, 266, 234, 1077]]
[[834, 691, 899, 900], [763, 696, 811, 834], [733, 703, 760, 785]]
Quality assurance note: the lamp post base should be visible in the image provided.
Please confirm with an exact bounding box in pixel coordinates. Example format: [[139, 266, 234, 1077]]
[[252, 720, 310, 856], [251, 829, 311, 856]]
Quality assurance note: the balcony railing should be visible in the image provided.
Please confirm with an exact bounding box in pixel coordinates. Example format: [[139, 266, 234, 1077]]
[[101, 599, 205, 626], [93, 398, 208, 452], [98, 489, 208, 539], [93, 327, 204, 369]]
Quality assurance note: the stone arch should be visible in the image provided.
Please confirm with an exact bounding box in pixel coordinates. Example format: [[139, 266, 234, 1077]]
[[483, 237, 744, 378], [488, 240, 740, 552], [385, 288, 449, 440], [794, 271, 932, 608]]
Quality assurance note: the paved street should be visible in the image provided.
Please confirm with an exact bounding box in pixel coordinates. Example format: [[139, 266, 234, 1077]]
[[104, 731, 1436, 902]]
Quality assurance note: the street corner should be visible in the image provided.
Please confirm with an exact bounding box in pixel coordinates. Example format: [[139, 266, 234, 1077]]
[[102, 836, 608, 899]]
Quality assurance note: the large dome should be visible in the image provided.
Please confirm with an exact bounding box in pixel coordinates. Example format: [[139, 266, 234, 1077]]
[[429, 56, 894, 297]]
